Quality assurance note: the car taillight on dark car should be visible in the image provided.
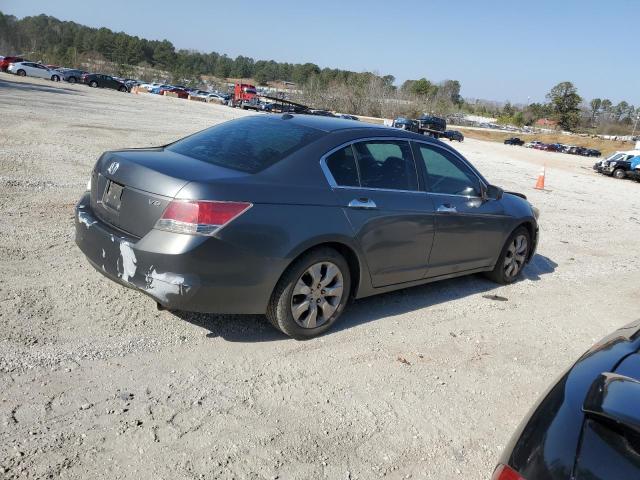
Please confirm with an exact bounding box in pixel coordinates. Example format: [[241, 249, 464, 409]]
[[155, 200, 252, 236], [491, 465, 526, 480]]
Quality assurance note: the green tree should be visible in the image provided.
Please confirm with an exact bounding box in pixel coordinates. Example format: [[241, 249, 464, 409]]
[[546, 81, 582, 131], [589, 98, 602, 125], [502, 101, 514, 116], [408, 77, 437, 97]]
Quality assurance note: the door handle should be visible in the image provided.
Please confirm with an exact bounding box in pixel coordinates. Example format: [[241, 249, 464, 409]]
[[348, 198, 377, 210], [437, 204, 457, 213]]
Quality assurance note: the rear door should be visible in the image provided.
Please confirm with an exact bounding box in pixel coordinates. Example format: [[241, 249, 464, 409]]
[[414, 142, 507, 277], [323, 139, 436, 287]]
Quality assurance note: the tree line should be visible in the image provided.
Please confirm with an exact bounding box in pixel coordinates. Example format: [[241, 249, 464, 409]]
[[1, 12, 637, 133], [0, 12, 395, 89]]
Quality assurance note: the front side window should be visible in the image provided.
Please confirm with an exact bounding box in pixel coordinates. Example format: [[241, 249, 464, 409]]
[[418, 145, 481, 196], [325, 145, 359, 187], [352, 140, 418, 191]]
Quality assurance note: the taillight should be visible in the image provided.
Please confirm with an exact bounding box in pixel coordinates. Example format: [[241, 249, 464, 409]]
[[491, 465, 525, 480], [155, 200, 252, 236]]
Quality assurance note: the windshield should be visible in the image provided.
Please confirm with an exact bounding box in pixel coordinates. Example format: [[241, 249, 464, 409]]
[[166, 116, 324, 173]]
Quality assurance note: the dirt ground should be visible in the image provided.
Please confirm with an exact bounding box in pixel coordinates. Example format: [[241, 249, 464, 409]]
[[1, 74, 639, 480]]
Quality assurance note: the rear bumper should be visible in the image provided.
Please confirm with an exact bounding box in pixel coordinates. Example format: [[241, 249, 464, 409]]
[[74, 193, 285, 314]]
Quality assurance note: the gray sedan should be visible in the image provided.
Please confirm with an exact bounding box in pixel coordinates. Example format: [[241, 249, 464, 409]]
[[75, 115, 539, 339]]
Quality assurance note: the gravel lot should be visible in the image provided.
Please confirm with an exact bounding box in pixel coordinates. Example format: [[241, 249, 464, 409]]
[[1, 74, 639, 480]]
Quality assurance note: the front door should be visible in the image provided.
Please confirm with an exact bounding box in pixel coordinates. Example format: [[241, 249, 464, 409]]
[[413, 142, 507, 278], [323, 139, 436, 287]]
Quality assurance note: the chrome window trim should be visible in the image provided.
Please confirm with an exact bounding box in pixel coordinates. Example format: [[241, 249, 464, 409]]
[[319, 136, 422, 193]]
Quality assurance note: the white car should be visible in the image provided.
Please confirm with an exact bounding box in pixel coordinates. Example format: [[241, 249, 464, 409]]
[[206, 92, 227, 103], [8, 61, 61, 81], [140, 82, 162, 92]]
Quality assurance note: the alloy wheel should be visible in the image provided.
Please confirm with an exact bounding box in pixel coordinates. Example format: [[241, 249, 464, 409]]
[[503, 234, 528, 279], [290, 261, 344, 329]]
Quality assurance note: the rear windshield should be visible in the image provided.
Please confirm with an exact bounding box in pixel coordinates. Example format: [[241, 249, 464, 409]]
[[166, 116, 324, 173]]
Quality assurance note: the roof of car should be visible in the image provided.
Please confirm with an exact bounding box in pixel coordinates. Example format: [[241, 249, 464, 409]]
[[284, 113, 398, 133]]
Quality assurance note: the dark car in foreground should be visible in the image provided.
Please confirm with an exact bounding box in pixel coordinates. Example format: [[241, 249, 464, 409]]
[[493, 320, 640, 480], [75, 115, 539, 339], [504, 137, 524, 146], [82, 73, 129, 92]]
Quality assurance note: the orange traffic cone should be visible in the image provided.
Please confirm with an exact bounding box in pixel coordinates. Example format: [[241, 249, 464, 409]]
[[534, 165, 546, 190]]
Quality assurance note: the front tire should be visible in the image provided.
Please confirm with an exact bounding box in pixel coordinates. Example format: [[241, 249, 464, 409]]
[[485, 227, 531, 284], [613, 169, 626, 180], [51, 75, 60, 82], [118, 86, 127, 92], [267, 247, 351, 339]]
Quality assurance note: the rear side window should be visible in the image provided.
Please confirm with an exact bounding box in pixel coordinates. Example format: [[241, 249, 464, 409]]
[[167, 117, 324, 173], [353, 140, 418, 191], [325, 145, 359, 187]]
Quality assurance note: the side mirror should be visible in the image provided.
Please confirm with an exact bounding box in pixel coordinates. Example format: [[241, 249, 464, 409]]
[[484, 184, 503, 201]]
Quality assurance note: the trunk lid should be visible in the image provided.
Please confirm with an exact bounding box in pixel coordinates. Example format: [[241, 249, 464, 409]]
[[91, 148, 247, 237]]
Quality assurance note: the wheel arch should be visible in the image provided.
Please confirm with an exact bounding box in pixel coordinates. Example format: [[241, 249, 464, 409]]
[[513, 220, 537, 262], [279, 239, 366, 301]]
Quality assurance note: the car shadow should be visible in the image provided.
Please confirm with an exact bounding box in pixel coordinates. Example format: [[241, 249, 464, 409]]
[[0, 76, 81, 95], [171, 253, 557, 343]]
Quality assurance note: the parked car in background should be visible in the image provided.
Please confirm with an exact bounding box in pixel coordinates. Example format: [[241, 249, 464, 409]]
[[163, 87, 189, 99], [58, 68, 87, 83], [206, 92, 227, 103], [189, 90, 210, 99], [392, 117, 419, 132], [338, 114, 359, 121], [308, 109, 336, 117], [630, 156, 640, 182], [82, 73, 129, 92], [504, 137, 524, 146], [585, 148, 601, 157], [75, 115, 539, 339], [493, 320, 640, 480], [524, 140, 542, 148], [141, 82, 162, 92], [594, 150, 640, 179], [443, 130, 464, 142], [150, 84, 171, 94], [0, 55, 24, 72], [7, 61, 60, 81], [416, 115, 447, 138]]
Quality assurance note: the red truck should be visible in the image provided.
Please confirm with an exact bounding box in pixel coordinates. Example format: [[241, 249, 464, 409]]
[[0, 56, 24, 72], [231, 83, 259, 109]]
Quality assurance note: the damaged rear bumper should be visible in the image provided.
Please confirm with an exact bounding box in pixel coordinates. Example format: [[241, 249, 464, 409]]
[[74, 193, 282, 314]]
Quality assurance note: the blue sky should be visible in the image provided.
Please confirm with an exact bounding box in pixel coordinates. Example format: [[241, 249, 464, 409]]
[[3, 0, 639, 105]]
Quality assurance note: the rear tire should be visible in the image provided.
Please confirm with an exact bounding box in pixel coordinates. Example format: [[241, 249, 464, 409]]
[[17, 69, 26, 77], [613, 169, 626, 180], [68, 76, 77, 84], [484, 227, 531, 284], [89, 81, 98, 88], [267, 247, 351, 340], [118, 86, 127, 92]]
